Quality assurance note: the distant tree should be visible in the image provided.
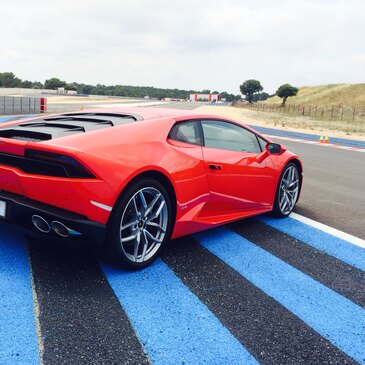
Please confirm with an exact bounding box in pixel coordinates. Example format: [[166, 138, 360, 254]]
[[0, 72, 22, 87], [45, 77, 67, 90], [276, 84, 298, 106], [20, 80, 33, 88], [65, 83, 78, 92], [32, 81, 44, 89], [201, 89, 211, 94], [220, 91, 241, 102], [239, 79, 263, 103], [79, 84, 94, 94], [252, 92, 271, 102]]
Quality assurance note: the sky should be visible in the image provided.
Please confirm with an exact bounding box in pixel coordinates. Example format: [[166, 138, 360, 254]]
[[1, 0, 364, 94]]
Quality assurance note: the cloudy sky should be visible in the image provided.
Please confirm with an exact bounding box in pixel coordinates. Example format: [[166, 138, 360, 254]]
[[1, 0, 364, 94]]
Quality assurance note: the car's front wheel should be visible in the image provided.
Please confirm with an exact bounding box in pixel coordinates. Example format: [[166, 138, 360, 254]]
[[273, 162, 301, 217], [106, 178, 173, 269]]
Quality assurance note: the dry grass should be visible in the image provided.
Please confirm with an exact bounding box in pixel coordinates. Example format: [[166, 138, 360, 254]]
[[265, 83, 365, 109]]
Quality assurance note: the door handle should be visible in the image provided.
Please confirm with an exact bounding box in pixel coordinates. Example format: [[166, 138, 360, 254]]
[[209, 164, 222, 170]]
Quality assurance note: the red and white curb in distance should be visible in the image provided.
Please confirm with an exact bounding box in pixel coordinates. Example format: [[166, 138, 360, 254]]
[[263, 134, 365, 153]]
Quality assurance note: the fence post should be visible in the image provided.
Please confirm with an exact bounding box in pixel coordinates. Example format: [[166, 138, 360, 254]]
[[340, 108, 344, 121], [330, 106, 334, 120], [352, 108, 356, 122]]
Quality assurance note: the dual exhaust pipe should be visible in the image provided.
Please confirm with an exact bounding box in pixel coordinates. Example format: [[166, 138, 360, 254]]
[[31, 215, 81, 238]]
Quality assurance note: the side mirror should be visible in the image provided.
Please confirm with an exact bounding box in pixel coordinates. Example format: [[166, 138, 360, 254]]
[[266, 143, 282, 154]]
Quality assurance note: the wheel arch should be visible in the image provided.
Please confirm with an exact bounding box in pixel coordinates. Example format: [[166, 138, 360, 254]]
[[109, 170, 177, 225]]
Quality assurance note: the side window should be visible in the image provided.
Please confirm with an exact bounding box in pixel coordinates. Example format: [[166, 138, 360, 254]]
[[168, 121, 202, 145], [201, 120, 261, 153]]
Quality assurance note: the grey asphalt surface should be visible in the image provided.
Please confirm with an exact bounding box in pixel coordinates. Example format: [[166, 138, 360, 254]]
[[270, 139, 365, 239]]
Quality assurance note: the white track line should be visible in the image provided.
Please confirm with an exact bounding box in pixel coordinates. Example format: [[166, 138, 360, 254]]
[[290, 212, 365, 249], [264, 134, 365, 153]]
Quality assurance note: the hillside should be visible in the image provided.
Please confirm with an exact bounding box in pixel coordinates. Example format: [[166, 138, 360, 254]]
[[264, 83, 365, 109]]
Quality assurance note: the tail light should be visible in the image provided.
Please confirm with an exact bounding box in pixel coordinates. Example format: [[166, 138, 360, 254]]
[[0, 149, 95, 178]]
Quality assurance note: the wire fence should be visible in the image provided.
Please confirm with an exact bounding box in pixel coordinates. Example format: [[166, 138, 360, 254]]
[[237, 103, 365, 135]]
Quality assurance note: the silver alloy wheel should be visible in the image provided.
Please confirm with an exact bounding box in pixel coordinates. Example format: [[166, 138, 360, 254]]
[[279, 165, 300, 215], [119, 187, 168, 263]]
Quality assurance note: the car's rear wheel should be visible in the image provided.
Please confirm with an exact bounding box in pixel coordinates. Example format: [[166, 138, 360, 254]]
[[105, 178, 173, 269], [273, 162, 300, 217]]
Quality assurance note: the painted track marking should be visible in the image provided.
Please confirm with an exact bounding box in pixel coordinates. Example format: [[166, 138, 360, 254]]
[[101, 259, 258, 365], [260, 216, 365, 271], [291, 212, 365, 248], [195, 227, 365, 364], [0, 227, 40, 365]]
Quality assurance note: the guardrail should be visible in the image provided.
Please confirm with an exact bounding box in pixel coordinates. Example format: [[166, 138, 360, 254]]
[[0, 96, 46, 115]]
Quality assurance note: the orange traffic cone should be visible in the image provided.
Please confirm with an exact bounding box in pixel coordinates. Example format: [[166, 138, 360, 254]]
[[319, 136, 324, 143], [324, 136, 329, 144]]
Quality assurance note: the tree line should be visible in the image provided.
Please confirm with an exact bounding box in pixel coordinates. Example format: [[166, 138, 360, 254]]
[[0, 72, 240, 102], [0, 72, 298, 105]]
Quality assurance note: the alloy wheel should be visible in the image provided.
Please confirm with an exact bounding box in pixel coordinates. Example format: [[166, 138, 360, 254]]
[[119, 187, 168, 263], [278, 165, 300, 215]]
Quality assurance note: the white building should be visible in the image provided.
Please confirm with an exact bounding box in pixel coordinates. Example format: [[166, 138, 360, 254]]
[[189, 93, 220, 102]]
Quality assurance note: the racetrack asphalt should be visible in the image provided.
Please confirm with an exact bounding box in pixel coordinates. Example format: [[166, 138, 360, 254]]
[[0, 103, 364, 364]]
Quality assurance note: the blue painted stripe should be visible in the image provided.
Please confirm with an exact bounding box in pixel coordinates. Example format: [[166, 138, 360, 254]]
[[0, 227, 40, 365], [259, 216, 365, 271], [195, 227, 365, 364], [249, 124, 365, 149], [0, 116, 16, 123], [0, 115, 38, 123], [101, 259, 258, 365]]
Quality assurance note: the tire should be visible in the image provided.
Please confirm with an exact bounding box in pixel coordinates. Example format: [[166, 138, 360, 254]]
[[272, 162, 301, 217], [104, 178, 174, 270]]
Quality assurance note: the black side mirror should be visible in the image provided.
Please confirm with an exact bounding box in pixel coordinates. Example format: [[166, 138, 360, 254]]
[[267, 143, 281, 154]]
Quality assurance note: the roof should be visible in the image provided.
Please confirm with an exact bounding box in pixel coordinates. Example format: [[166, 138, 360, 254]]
[[0, 108, 202, 142]]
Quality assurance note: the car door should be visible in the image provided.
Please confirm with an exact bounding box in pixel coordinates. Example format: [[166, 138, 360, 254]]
[[201, 119, 276, 212]]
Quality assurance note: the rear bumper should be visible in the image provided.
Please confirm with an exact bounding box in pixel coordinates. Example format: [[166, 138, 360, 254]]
[[0, 190, 106, 247]]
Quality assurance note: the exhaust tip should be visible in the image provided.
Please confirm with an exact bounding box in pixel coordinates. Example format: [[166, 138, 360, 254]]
[[51, 221, 70, 237], [32, 215, 51, 233]]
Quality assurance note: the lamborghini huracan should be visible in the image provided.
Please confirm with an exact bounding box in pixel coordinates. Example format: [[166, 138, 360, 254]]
[[0, 108, 302, 269]]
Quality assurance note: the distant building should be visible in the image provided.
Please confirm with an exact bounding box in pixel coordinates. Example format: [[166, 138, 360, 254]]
[[190, 93, 221, 102]]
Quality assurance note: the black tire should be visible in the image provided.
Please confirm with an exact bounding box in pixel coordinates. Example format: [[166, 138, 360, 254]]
[[272, 162, 301, 217], [104, 178, 174, 270]]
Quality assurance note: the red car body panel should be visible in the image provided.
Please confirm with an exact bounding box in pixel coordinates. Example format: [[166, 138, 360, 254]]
[[0, 108, 302, 244]]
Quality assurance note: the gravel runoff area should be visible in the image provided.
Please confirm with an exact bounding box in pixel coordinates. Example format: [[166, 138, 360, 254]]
[[196, 105, 365, 142]]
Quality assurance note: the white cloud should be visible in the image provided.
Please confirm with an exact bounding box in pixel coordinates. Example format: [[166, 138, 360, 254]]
[[0, 0, 364, 93]]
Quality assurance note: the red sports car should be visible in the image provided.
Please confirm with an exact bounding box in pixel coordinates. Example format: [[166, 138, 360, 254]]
[[0, 108, 302, 269]]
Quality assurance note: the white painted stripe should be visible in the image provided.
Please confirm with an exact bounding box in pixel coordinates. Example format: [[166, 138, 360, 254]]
[[90, 200, 113, 212], [290, 212, 365, 249], [30, 264, 45, 365]]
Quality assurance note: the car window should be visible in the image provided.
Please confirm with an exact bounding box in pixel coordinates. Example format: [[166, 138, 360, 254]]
[[201, 120, 261, 153], [168, 121, 202, 145]]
